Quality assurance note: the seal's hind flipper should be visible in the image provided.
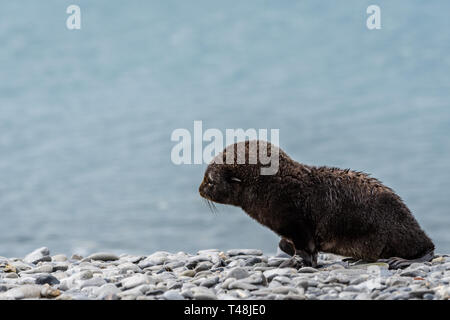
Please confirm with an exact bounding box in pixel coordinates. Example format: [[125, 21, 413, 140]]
[[378, 250, 435, 270]]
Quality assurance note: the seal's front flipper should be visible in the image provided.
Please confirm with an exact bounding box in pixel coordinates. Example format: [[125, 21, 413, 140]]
[[378, 250, 435, 270], [278, 238, 296, 256]]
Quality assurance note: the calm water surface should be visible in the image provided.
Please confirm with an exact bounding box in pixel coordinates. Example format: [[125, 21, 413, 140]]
[[0, 1, 449, 257]]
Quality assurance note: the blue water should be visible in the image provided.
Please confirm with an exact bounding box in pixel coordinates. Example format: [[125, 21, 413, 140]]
[[0, 1, 449, 257]]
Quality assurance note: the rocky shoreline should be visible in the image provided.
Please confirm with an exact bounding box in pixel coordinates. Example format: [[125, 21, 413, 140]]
[[0, 247, 449, 300]]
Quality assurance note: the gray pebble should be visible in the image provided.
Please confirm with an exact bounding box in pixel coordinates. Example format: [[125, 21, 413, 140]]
[[52, 254, 68, 262], [0, 285, 43, 299], [21, 263, 53, 274], [226, 267, 250, 280], [36, 274, 60, 285], [87, 253, 119, 262], [195, 261, 213, 272], [298, 267, 319, 273], [24, 247, 50, 264], [192, 287, 217, 300], [200, 276, 219, 288], [121, 274, 154, 290], [228, 280, 259, 291], [227, 249, 263, 256], [163, 289, 185, 300]]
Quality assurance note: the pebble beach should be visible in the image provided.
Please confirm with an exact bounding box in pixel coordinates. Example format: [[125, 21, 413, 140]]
[[0, 247, 449, 300]]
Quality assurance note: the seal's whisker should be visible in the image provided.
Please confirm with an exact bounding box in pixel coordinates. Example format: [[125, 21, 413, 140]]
[[209, 200, 218, 215], [203, 198, 218, 215]]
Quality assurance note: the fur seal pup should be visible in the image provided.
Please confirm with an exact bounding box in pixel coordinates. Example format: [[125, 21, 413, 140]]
[[198, 140, 435, 269]]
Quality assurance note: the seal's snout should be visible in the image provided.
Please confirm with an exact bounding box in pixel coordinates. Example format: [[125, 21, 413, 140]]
[[198, 180, 206, 198], [198, 176, 212, 200]]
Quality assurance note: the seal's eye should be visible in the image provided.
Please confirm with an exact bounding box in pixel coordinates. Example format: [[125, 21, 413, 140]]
[[230, 177, 242, 183]]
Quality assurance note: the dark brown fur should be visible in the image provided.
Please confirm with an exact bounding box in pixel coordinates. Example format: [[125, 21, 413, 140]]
[[199, 140, 435, 267]]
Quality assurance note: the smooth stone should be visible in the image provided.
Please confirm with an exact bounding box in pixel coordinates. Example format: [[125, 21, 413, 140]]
[[93, 283, 121, 299], [298, 267, 319, 273], [423, 293, 435, 300], [194, 270, 212, 279], [294, 279, 310, 290], [229, 289, 251, 299], [228, 280, 259, 291], [227, 249, 263, 256], [252, 288, 273, 296], [409, 289, 435, 298], [432, 256, 446, 264], [263, 268, 297, 281], [145, 288, 166, 296], [197, 249, 220, 255], [245, 273, 268, 286], [400, 270, 426, 278], [87, 253, 119, 262], [118, 262, 142, 273], [163, 289, 185, 300], [192, 287, 217, 300], [199, 276, 219, 288], [282, 293, 306, 300], [36, 275, 60, 285], [52, 263, 69, 272], [324, 276, 350, 285], [2, 264, 16, 273], [21, 263, 53, 274], [121, 274, 155, 290], [267, 258, 288, 267], [271, 286, 300, 295], [10, 261, 32, 272], [52, 254, 68, 262], [244, 257, 264, 266], [386, 277, 411, 287], [4, 273, 18, 279], [339, 292, 358, 299], [221, 277, 236, 289], [79, 277, 106, 289], [165, 261, 185, 269], [124, 255, 145, 264], [194, 261, 213, 272], [24, 247, 50, 264], [391, 293, 411, 300], [342, 285, 363, 293], [0, 285, 43, 299], [138, 256, 168, 268], [40, 284, 61, 298], [217, 293, 240, 300], [180, 289, 194, 299], [167, 281, 183, 290], [71, 254, 83, 260], [226, 267, 250, 280], [118, 284, 151, 299], [180, 270, 196, 277], [272, 275, 293, 285], [349, 275, 370, 285], [79, 270, 93, 280]]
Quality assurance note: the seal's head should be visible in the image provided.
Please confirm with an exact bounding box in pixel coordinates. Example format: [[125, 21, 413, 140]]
[[199, 140, 281, 207]]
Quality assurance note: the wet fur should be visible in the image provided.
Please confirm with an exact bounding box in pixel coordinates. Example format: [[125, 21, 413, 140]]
[[199, 141, 435, 265]]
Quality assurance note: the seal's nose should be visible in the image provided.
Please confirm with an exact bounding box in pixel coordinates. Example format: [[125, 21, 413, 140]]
[[199, 178, 207, 197]]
